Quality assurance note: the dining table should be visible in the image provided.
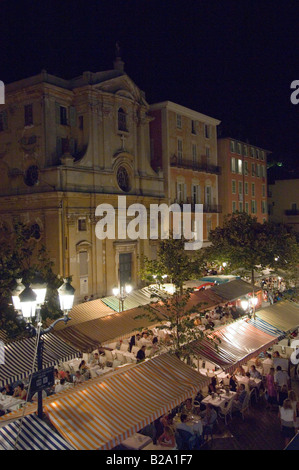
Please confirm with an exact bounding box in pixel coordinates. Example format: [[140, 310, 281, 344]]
[[121, 433, 153, 450], [201, 390, 236, 411], [0, 394, 26, 413], [173, 413, 203, 435], [236, 375, 262, 389]]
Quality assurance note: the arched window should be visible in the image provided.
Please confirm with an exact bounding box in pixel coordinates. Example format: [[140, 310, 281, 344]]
[[118, 108, 127, 132]]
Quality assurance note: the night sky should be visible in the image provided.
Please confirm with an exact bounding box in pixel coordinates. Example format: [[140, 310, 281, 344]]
[[1, 0, 298, 170]]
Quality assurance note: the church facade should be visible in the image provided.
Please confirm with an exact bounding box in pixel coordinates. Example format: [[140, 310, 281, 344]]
[[0, 59, 165, 301]]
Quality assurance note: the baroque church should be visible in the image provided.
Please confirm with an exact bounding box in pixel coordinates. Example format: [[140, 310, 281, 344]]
[[0, 52, 165, 301]]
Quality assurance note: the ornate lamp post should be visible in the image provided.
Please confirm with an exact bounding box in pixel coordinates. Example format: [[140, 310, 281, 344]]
[[12, 277, 75, 419]]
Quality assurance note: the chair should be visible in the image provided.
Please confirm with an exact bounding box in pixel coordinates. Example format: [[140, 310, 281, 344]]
[[193, 400, 202, 415], [120, 343, 129, 352], [115, 351, 126, 363], [218, 398, 234, 425], [104, 350, 115, 363]]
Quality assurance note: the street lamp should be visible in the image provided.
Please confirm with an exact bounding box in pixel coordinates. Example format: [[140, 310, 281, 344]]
[[58, 279, 75, 315], [19, 285, 37, 320], [113, 284, 132, 312], [11, 279, 25, 312], [11, 278, 75, 419], [241, 300, 249, 312]]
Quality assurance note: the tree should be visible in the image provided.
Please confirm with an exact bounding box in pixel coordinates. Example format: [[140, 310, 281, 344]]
[[140, 238, 206, 294], [0, 222, 64, 340], [139, 238, 219, 363], [205, 213, 299, 307]]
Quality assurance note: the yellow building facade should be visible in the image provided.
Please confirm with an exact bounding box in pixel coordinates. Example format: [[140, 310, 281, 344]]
[[149, 101, 221, 244], [0, 64, 165, 302]]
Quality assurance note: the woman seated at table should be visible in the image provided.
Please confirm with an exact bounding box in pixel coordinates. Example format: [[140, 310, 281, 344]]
[[157, 425, 176, 448], [13, 383, 27, 401], [79, 360, 90, 379], [74, 370, 85, 386], [235, 365, 246, 376], [208, 376, 217, 394], [90, 352, 103, 368], [181, 398, 193, 415], [229, 374, 238, 392], [200, 404, 218, 439], [249, 365, 262, 380]]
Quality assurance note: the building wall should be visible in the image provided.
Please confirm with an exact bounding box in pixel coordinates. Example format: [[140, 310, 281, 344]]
[[268, 179, 299, 232], [217, 138, 268, 225], [149, 101, 221, 243], [0, 70, 165, 303]]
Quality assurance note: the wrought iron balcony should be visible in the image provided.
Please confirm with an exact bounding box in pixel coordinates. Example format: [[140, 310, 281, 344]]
[[174, 201, 222, 213], [285, 209, 299, 216], [170, 155, 221, 175]]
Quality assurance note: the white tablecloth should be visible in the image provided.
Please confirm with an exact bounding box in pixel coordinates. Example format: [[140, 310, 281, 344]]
[[202, 391, 236, 410], [236, 376, 262, 388], [0, 394, 26, 412], [121, 433, 153, 450]]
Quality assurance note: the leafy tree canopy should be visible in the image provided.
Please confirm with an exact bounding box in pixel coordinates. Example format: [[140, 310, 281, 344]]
[[205, 212, 299, 287]]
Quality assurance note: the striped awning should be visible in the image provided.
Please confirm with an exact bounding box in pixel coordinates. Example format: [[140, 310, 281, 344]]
[[52, 298, 116, 331], [211, 279, 260, 301], [256, 301, 299, 332], [190, 317, 278, 372], [44, 353, 209, 450], [0, 414, 74, 450], [247, 317, 286, 339], [55, 304, 166, 351], [0, 333, 80, 387], [101, 287, 161, 312]]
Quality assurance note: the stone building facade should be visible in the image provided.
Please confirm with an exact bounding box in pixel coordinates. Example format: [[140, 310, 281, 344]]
[[0, 61, 165, 301]]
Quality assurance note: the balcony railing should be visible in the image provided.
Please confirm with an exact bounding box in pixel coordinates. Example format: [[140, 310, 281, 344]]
[[285, 209, 299, 216], [170, 155, 221, 175], [174, 201, 222, 213]]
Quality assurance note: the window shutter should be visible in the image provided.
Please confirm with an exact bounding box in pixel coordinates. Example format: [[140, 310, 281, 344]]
[[197, 185, 201, 204], [69, 106, 76, 127], [55, 102, 60, 125], [184, 184, 187, 202]]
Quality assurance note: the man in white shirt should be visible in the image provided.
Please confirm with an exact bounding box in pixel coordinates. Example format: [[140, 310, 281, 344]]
[[176, 414, 195, 435], [55, 379, 68, 393], [274, 366, 290, 389]]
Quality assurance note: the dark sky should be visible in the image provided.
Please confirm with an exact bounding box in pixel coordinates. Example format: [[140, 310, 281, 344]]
[[1, 0, 298, 168]]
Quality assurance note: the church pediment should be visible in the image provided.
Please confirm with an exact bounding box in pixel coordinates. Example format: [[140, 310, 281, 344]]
[[94, 75, 148, 106]]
